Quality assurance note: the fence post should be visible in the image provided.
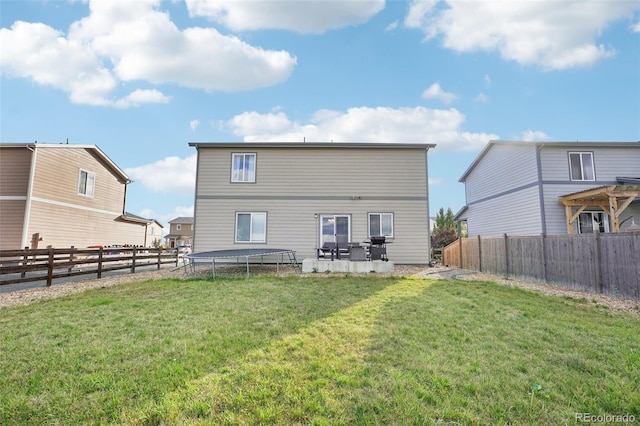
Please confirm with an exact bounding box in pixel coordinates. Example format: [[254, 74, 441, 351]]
[[68, 246, 75, 273], [157, 248, 162, 270], [540, 233, 548, 283], [594, 231, 603, 294], [131, 247, 137, 274], [477, 235, 482, 272], [46, 247, 54, 287], [21, 247, 28, 278], [97, 247, 103, 279], [503, 234, 509, 277], [459, 238, 463, 269]]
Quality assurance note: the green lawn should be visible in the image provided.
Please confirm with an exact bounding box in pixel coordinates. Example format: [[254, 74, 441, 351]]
[[1, 274, 638, 425]]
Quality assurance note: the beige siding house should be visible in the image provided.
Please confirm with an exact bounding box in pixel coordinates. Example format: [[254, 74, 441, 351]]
[[145, 219, 164, 247], [0, 143, 147, 250], [165, 217, 193, 248], [189, 142, 436, 264]]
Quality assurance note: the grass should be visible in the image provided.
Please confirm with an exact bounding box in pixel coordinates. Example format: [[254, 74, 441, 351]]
[[0, 275, 638, 425]]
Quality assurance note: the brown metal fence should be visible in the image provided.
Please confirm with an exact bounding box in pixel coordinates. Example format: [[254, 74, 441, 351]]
[[443, 232, 640, 300], [0, 246, 179, 287]]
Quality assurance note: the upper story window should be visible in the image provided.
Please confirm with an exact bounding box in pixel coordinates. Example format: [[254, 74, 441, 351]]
[[369, 213, 394, 238], [231, 153, 256, 183], [176, 224, 182, 231], [78, 169, 95, 197], [568, 152, 595, 181]]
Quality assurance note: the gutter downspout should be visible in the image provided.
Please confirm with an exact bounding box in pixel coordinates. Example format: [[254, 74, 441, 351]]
[[191, 146, 200, 252], [21, 145, 38, 249], [425, 147, 432, 265], [536, 144, 547, 234], [122, 180, 132, 215]]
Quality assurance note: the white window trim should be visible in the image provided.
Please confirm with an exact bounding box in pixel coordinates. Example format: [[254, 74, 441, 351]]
[[319, 214, 351, 246], [235, 212, 267, 243], [368, 212, 394, 238], [176, 224, 182, 231], [231, 153, 257, 183], [568, 152, 595, 182], [77, 169, 95, 197]]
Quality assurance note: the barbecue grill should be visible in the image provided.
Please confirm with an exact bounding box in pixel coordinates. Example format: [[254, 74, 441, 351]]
[[367, 236, 389, 261]]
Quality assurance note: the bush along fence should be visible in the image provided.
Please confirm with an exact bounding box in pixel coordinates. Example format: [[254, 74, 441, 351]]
[[443, 232, 640, 300], [0, 246, 179, 287]]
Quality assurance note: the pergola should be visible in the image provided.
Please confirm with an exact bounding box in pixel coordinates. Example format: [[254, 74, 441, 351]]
[[558, 185, 640, 234]]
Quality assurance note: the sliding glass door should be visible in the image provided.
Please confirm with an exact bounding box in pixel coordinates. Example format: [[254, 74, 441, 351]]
[[320, 215, 350, 246]]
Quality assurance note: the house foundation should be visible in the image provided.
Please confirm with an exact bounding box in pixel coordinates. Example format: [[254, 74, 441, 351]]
[[302, 258, 394, 274]]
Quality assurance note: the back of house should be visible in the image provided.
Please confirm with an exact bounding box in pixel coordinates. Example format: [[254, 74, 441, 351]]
[[190, 142, 435, 264]]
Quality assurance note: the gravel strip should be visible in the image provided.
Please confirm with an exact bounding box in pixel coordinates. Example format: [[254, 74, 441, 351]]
[[2, 265, 638, 317], [449, 270, 640, 318]]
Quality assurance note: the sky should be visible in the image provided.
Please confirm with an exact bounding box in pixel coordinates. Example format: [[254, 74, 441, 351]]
[[2, 0, 639, 236]]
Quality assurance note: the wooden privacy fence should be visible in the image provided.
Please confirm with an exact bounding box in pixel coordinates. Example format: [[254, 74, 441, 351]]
[[443, 232, 640, 300], [0, 247, 179, 287]]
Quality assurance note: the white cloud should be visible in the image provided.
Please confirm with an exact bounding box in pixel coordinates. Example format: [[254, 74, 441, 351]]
[[0, 0, 296, 107], [226, 106, 498, 152], [519, 130, 550, 142], [385, 21, 399, 32], [125, 154, 197, 193], [474, 93, 489, 104], [422, 82, 457, 104], [429, 177, 443, 185], [190, 120, 200, 131], [483, 74, 491, 87], [633, 21, 640, 32], [113, 89, 171, 108], [405, 0, 640, 70], [185, 0, 385, 34]]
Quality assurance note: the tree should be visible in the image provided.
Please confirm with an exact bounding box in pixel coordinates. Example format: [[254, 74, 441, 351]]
[[433, 207, 456, 233], [431, 207, 458, 248]]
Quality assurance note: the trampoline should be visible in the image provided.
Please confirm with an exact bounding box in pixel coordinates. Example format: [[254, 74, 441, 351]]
[[184, 248, 299, 278]]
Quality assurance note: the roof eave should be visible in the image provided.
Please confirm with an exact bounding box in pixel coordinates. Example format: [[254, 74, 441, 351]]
[[189, 142, 437, 150]]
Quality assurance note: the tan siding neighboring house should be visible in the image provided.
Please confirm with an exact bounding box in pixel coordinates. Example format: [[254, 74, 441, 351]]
[[0, 143, 147, 250], [0, 147, 31, 249], [190, 142, 436, 264], [165, 217, 193, 248]]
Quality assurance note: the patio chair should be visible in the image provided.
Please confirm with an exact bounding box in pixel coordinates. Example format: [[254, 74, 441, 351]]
[[317, 242, 337, 259]]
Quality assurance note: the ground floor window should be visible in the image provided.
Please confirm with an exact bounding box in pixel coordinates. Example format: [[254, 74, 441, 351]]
[[236, 212, 266, 242], [578, 211, 609, 234], [369, 213, 394, 238]]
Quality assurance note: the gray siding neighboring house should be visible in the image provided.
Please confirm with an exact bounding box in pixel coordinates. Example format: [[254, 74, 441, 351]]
[[189, 142, 436, 264], [456, 141, 640, 237]]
